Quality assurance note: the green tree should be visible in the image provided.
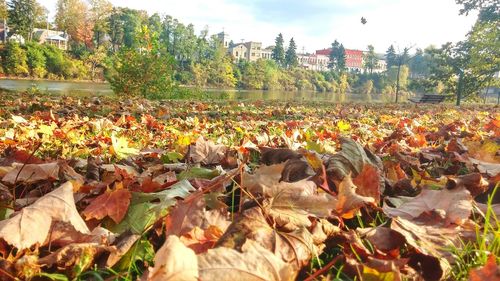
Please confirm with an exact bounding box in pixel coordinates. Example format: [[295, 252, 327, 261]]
[[26, 42, 46, 77], [456, 0, 498, 22], [285, 37, 298, 68], [106, 25, 176, 98], [272, 33, 285, 66], [385, 45, 396, 69], [338, 72, 349, 94], [429, 19, 499, 105], [7, 0, 39, 40], [328, 40, 346, 71], [363, 45, 377, 74], [4, 42, 29, 76], [89, 0, 112, 47], [84, 45, 106, 80]]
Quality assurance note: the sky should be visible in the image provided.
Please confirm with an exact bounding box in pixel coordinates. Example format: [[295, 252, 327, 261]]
[[39, 0, 478, 53]]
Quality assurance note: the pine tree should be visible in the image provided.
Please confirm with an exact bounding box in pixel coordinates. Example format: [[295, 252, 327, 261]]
[[7, 0, 37, 40], [328, 40, 346, 71], [285, 37, 298, 68], [386, 45, 396, 69], [272, 33, 285, 67]]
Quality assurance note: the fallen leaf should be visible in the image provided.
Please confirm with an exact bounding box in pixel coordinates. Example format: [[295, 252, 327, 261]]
[[384, 187, 472, 225], [2, 162, 59, 184], [336, 174, 376, 218], [198, 239, 297, 281], [82, 186, 132, 224], [469, 255, 500, 281], [0, 182, 89, 249], [187, 137, 227, 165], [148, 236, 198, 281]]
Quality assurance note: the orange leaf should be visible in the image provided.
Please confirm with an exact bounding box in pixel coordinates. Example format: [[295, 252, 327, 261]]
[[82, 187, 131, 224], [353, 164, 381, 204], [469, 255, 500, 281]]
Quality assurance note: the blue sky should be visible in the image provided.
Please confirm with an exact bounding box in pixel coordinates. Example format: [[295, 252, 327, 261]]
[[39, 0, 478, 53]]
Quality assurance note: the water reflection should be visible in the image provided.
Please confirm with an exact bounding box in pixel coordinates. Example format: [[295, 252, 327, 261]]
[[1, 79, 394, 102]]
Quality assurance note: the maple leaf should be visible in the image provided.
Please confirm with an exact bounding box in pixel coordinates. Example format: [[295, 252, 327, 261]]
[[0, 182, 89, 249], [352, 164, 381, 203], [148, 236, 199, 281], [82, 183, 132, 224], [468, 255, 500, 281], [336, 173, 376, 218], [2, 162, 60, 184], [384, 187, 473, 225], [198, 239, 297, 281], [110, 133, 139, 160], [187, 136, 227, 165]]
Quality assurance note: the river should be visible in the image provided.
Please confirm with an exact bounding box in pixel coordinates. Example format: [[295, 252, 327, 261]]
[[0, 78, 397, 102]]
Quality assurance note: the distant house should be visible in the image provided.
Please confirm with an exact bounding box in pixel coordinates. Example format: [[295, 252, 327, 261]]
[[298, 54, 329, 71], [229, 43, 248, 61], [32, 28, 68, 50], [261, 46, 274, 60], [8, 34, 25, 45], [243, 41, 262, 62]]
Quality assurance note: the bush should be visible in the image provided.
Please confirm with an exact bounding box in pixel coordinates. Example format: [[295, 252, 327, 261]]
[[26, 43, 47, 78], [4, 43, 29, 76]]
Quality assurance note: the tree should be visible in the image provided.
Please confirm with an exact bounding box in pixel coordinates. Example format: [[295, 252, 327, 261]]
[[363, 45, 378, 74], [89, 0, 112, 47], [55, 0, 93, 46], [7, 0, 40, 40], [4, 42, 29, 76], [385, 45, 396, 69], [272, 33, 285, 66], [328, 40, 346, 71], [456, 0, 499, 22], [285, 37, 298, 68], [84, 45, 106, 80], [106, 25, 176, 98], [429, 19, 499, 105], [0, 0, 7, 20]]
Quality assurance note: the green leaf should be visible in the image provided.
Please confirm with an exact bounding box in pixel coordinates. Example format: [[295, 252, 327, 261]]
[[115, 239, 155, 272], [108, 202, 162, 235], [161, 151, 184, 163], [36, 273, 69, 281], [178, 167, 220, 180]]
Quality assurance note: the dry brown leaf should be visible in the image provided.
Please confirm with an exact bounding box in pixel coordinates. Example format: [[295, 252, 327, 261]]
[[2, 162, 59, 184], [352, 164, 382, 203], [106, 234, 141, 268], [188, 136, 227, 165], [198, 239, 297, 281], [180, 226, 224, 254], [38, 243, 111, 274], [384, 187, 472, 225], [82, 185, 132, 224], [446, 173, 489, 197], [0, 181, 89, 249], [336, 174, 376, 218], [148, 236, 198, 281], [242, 163, 316, 197]]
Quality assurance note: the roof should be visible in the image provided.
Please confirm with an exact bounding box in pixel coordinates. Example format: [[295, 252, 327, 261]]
[[46, 35, 68, 41]]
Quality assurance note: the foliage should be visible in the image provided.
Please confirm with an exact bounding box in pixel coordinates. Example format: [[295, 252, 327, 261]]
[[26, 42, 47, 78], [329, 40, 346, 71], [363, 45, 378, 74], [106, 26, 176, 98], [272, 33, 285, 66], [7, 0, 37, 40], [285, 37, 298, 69], [456, 0, 499, 22], [0, 0, 7, 20], [3, 42, 29, 76], [0, 94, 498, 280]]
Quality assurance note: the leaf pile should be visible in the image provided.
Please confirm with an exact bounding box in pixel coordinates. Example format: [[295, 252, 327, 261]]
[[0, 93, 498, 280]]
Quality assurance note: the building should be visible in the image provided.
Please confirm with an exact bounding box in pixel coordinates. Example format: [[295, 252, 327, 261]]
[[32, 28, 68, 50], [243, 41, 262, 62], [217, 31, 231, 49], [261, 46, 274, 60], [229, 43, 248, 61], [316, 48, 388, 73], [8, 34, 25, 45], [298, 53, 329, 71]]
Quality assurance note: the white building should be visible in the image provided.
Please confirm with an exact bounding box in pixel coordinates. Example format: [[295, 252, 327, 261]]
[[229, 43, 248, 61], [298, 54, 329, 71]]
